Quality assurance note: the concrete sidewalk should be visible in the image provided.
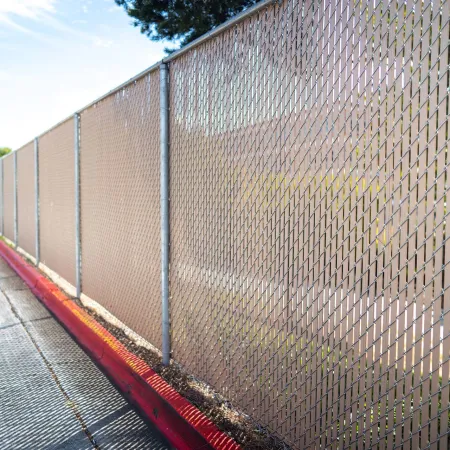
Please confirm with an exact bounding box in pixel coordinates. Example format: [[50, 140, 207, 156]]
[[0, 258, 171, 450]]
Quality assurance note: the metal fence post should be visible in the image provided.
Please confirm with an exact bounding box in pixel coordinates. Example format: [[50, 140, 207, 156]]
[[160, 63, 170, 366], [0, 159, 3, 237], [13, 151, 18, 247], [34, 137, 40, 265], [74, 113, 81, 298]]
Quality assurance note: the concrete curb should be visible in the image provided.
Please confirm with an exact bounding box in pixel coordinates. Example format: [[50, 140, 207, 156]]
[[0, 241, 240, 450]]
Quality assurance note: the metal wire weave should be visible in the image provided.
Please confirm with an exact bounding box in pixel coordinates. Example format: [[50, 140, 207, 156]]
[[169, 0, 450, 447]]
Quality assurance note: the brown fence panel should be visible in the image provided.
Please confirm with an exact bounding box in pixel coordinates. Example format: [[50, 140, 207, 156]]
[[17, 142, 35, 257], [3, 0, 449, 447], [169, 0, 449, 447], [2, 154, 14, 243], [80, 69, 162, 349], [39, 118, 76, 286]]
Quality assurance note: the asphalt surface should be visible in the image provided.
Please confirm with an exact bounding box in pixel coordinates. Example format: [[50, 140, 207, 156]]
[[0, 258, 171, 450]]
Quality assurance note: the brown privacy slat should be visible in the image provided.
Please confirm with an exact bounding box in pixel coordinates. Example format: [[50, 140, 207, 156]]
[[351, 3, 366, 447], [364, 4, 377, 447], [409, 3, 423, 448], [39, 118, 76, 286], [79, 70, 162, 350], [371, 1, 383, 442], [401, 4, 416, 449], [414, 1, 428, 447], [419, 5, 433, 448], [2, 155, 14, 242], [2, 0, 448, 448], [17, 142, 36, 257], [381, 14, 392, 444], [325, 3, 342, 447], [439, 3, 449, 449], [392, 3, 406, 448], [428, 5, 441, 448], [316, 3, 332, 447]]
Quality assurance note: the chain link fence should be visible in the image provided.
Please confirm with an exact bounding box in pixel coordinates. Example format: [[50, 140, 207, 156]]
[[38, 118, 76, 286], [1, 0, 449, 448], [2, 153, 15, 243], [170, 0, 450, 446], [80, 70, 162, 349]]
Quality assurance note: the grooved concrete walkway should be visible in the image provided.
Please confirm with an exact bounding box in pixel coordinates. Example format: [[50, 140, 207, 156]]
[[0, 258, 171, 450]]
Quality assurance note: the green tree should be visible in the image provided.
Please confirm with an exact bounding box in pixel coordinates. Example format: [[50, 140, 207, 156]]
[[114, 0, 258, 50], [0, 147, 11, 158]]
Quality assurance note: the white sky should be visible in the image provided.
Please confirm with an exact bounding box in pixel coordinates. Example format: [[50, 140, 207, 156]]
[[0, 0, 166, 149]]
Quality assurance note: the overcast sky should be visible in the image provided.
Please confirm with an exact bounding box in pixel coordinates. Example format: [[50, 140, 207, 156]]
[[0, 0, 166, 149]]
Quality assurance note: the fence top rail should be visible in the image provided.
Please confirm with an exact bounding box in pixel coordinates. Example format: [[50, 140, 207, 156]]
[[35, 114, 75, 144], [16, 140, 35, 154], [162, 0, 277, 62], [77, 61, 161, 115], [9, 0, 277, 151], [1, 151, 17, 161], [1, 139, 34, 161]]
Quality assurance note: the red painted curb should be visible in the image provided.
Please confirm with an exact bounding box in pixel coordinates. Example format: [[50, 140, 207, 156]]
[[0, 241, 240, 450]]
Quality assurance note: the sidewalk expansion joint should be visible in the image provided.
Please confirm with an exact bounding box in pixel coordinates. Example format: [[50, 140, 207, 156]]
[[2, 289, 101, 450]]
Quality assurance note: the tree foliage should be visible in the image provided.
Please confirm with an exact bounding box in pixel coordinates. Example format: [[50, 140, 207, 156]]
[[114, 0, 258, 49], [0, 147, 11, 158]]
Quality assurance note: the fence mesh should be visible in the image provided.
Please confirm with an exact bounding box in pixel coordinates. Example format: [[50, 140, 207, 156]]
[[17, 142, 36, 258], [79, 70, 162, 349], [39, 119, 76, 286], [2, 155, 14, 243], [169, 0, 450, 447]]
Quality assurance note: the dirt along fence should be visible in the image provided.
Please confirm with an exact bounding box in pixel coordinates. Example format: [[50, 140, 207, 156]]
[[2, 0, 449, 448]]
